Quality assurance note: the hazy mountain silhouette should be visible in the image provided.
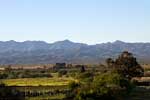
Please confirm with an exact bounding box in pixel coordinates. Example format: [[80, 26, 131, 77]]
[[0, 40, 150, 64]]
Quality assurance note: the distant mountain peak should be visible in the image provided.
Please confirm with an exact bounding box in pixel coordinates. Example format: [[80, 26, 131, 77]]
[[113, 40, 125, 44], [62, 39, 73, 43], [54, 39, 74, 44], [7, 40, 17, 43]]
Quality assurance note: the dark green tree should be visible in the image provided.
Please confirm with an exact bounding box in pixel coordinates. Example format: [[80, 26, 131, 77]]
[[114, 51, 144, 79], [80, 65, 85, 73]]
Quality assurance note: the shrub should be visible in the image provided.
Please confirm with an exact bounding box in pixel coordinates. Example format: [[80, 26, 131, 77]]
[[58, 70, 67, 77], [67, 71, 134, 100]]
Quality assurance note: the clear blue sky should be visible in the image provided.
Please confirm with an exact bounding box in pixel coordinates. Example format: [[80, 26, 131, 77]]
[[0, 0, 149, 44]]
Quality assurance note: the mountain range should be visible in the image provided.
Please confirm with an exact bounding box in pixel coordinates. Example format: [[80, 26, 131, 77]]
[[0, 40, 150, 65]]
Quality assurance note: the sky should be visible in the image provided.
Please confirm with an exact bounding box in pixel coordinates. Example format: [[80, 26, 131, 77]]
[[0, 0, 149, 44]]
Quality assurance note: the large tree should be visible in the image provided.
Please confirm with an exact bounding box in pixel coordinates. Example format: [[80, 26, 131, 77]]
[[114, 51, 144, 79]]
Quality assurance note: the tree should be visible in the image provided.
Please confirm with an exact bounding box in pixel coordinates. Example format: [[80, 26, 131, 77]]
[[80, 65, 85, 73], [58, 70, 67, 77], [5, 65, 12, 72], [106, 58, 114, 67], [114, 51, 144, 79]]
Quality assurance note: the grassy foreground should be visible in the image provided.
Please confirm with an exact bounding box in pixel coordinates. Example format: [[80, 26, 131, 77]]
[[1, 77, 74, 86]]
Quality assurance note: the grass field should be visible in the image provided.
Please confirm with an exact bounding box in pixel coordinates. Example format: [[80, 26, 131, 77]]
[[1, 77, 74, 86]]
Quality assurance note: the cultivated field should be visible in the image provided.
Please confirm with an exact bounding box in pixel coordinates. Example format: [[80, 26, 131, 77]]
[[1, 77, 74, 86]]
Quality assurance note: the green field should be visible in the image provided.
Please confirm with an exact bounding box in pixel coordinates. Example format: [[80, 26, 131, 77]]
[[1, 77, 74, 86]]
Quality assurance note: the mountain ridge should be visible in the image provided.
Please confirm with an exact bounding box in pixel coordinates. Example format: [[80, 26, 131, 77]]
[[2, 40, 150, 45], [0, 40, 150, 64]]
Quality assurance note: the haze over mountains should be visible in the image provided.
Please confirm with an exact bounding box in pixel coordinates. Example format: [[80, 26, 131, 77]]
[[0, 40, 150, 65]]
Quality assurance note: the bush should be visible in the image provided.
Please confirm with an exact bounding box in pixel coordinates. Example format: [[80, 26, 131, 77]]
[[58, 70, 67, 77], [68, 81, 80, 90], [77, 72, 93, 83], [66, 72, 134, 100]]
